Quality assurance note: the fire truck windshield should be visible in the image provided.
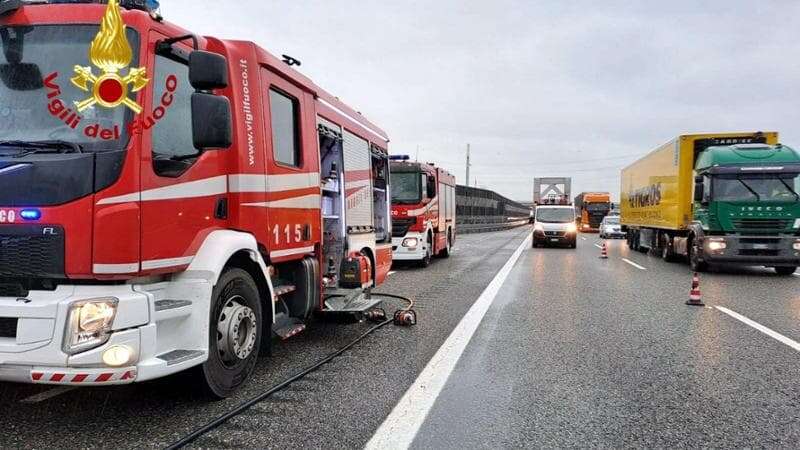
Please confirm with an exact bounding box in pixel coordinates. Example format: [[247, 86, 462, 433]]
[[390, 171, 422, 204], [0, 25, 140, 151]]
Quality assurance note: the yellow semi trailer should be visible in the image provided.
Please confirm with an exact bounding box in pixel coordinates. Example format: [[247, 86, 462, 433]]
[[621, 132, 800, 274]]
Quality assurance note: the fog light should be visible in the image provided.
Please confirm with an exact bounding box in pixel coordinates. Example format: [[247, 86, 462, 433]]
[[102, 345, 132, 367], [402, 237, 419, 248]]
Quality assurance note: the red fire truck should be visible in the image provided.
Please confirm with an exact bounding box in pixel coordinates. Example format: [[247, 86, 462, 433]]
[[0, 0, 392, 397], [390, 157, 456, 266]]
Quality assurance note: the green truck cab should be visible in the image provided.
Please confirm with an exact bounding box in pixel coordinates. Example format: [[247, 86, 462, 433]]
[[692, 143, 800, 273]]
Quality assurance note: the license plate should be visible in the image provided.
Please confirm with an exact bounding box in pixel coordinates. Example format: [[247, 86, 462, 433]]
[[753, 244, 769, 250], [550, 238, 559, 242]]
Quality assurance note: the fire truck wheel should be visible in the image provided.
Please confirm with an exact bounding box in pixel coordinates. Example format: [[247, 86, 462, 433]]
[[197, 268, 262, 399], [420, 235, 433, 267], [440, 230, 453, 258]]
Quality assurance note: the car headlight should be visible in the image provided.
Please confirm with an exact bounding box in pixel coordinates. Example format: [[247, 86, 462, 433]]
[[63, 298, 118, 355], [534, 223, 544, 232], [402, 237, 419, 248], [566, 223, 578, 233], [793, 239, 800, 251]]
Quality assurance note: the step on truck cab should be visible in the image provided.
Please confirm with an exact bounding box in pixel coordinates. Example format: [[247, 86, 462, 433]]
[[0, 0, 392, 397], [389, 156, 456, 266], [621, 132, 800, 275]]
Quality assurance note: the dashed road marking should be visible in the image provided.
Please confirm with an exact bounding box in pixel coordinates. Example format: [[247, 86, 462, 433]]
[[388, 271, 396, 277], [716, 306, 800, 353], [366, 233, 532, 450], [20, 386, 76, 404], [793, 273, 799, 278], [594, 243, 602, 249], [581, 237, 587, 241], [622, 258, 646, 270]]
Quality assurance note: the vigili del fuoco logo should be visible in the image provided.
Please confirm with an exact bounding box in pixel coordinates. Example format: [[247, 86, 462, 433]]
[[42, 0, 177, 141]]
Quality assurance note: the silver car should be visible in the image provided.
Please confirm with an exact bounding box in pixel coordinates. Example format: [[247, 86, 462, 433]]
[[599, 216, 625, 239]]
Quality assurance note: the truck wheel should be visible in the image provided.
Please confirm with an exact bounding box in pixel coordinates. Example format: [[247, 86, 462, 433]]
[[419, 235, 433, 267], [774, 266, 797, 276], [440, 230, 453, 258], [689, 239, 708, 273], [196, 268, 262, 399]]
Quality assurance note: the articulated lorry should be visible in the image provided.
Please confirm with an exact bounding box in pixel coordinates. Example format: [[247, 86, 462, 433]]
[[621, 132, 800, 274], [574, 192, 611, 232], [0, 0, 393, 397], [390, 157, 456, 266]]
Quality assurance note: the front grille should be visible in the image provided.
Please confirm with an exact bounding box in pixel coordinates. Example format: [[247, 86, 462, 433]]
[[392, 218, 416, 238], [732, 219, 791, 231], [545, 231, 566, 237], [0, 282, 27, 297], [0, 317, 17, 338], [739, 249, 780, 257], [0, 225, 65, 278], [740, 237, 781, 244]]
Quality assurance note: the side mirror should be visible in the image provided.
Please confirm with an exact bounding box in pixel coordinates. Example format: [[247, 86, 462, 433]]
[[189, 51, 228, 91], [191, 93, 232, 150], [0, 63, 43, 91], [693, 176, 704, 203]]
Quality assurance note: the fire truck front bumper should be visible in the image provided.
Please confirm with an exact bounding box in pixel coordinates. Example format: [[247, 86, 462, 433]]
[[391, 232, 429, 261], [0, 283, 187, 386]]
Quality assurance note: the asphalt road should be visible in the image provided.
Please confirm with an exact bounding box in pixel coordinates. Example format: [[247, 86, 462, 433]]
[[410, 234, 800, 448], [0, 227, 531, 449]]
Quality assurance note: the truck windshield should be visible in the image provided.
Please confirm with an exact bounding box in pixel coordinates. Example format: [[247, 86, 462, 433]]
[[536, 208, 574, 223], [587, 203, 610, 212], [0, 25, 139, 151], [713, 174, 800, 202], [391, 172, 422, 204]]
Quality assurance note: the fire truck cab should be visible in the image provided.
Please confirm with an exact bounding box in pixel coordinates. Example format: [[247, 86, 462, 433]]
[[0, 0, 391, 397], [390, 157, 456, 266]]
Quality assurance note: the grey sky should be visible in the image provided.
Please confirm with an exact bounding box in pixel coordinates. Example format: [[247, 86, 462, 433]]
[[165, 0, 800, 202]]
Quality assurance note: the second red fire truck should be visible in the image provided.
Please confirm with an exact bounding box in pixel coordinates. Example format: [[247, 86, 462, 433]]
[[0, 0, 392, 397], [390, 156, 456, 266]]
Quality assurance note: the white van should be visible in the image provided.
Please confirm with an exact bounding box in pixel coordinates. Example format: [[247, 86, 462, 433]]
[[532, 205, 578, 248]]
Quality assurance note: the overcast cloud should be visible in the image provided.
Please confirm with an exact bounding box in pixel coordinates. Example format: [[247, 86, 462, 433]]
[[165, 0, 800, 201]]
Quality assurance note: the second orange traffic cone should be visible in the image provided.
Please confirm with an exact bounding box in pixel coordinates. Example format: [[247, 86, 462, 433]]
[[599, 241, 608, 259], [686, 272, 704, 306]]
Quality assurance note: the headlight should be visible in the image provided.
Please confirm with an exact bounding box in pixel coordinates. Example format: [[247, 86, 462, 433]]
[[707, 237, 727, 252], [566, 223, 578, 233], [793, 239, 800, 250], [534, 223, 544, 232], [402, 237, 419, 248], [63, 298, 118, 355]]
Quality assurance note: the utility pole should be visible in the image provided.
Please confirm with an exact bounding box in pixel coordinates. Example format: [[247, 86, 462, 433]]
[[465, 143, 471, 187], [415, 145, 420, 162]]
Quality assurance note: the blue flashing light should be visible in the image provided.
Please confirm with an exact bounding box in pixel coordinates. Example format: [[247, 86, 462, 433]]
[[20, 209, 41, 221], [389, 155, 411, 161]]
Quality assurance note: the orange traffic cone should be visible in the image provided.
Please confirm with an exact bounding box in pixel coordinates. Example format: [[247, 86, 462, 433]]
[[599, 242, 608, 259], [686, 272, 704, 306]]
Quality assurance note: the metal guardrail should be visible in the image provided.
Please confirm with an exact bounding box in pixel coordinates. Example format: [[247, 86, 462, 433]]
[[459, 220, 530, 235], [455, 185, 531, 234]]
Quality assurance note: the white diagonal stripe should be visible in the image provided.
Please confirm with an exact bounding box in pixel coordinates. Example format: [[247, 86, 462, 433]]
[[269, 246, 315, 258], [141, 256, 195, 270], [93, 263, 139, 274], [97, 176, 228, 205], [243, 194, 321, 209]]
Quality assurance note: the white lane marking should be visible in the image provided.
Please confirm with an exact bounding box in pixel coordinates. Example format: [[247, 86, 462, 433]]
[[594, 243, 602, 249], [388, 271, 396, 276], [366, 234, 532, 450], [19, 386, 76, 404], [622, 258, 646, 270], [716, 306, 800, 353], [581, 237, 587, 241], [793, 273, 800, 278]]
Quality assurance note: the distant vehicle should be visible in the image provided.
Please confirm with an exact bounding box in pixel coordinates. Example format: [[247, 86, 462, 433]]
[[390, 157, 456, 267], [599, 216, 625, 239], [621, 132, 800, 275], [534, 177, 572, 205], [574, 192, 611, 232], [532, 205, 578, 248], [608, 209, 621, 217]]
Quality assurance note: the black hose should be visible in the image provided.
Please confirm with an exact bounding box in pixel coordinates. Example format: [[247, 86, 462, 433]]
[[164, 293, 414, 450]]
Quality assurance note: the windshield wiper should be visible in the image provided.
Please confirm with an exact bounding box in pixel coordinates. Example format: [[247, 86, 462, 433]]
[[736, 178, 761, 201], [777, 177, 800, 202], [0, 140, 83, 158]]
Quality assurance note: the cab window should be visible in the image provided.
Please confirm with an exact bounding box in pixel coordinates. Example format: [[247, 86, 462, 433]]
[[269, 88, 301, 167], [151, 54, 195, 176]]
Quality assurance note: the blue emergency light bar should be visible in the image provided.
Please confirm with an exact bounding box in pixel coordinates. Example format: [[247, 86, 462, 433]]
[[389, 155, 411, 161], [9, 0, 159, 12]]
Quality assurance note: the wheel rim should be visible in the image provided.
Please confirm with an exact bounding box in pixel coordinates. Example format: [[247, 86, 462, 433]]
[[217, 295, 257, 366]]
